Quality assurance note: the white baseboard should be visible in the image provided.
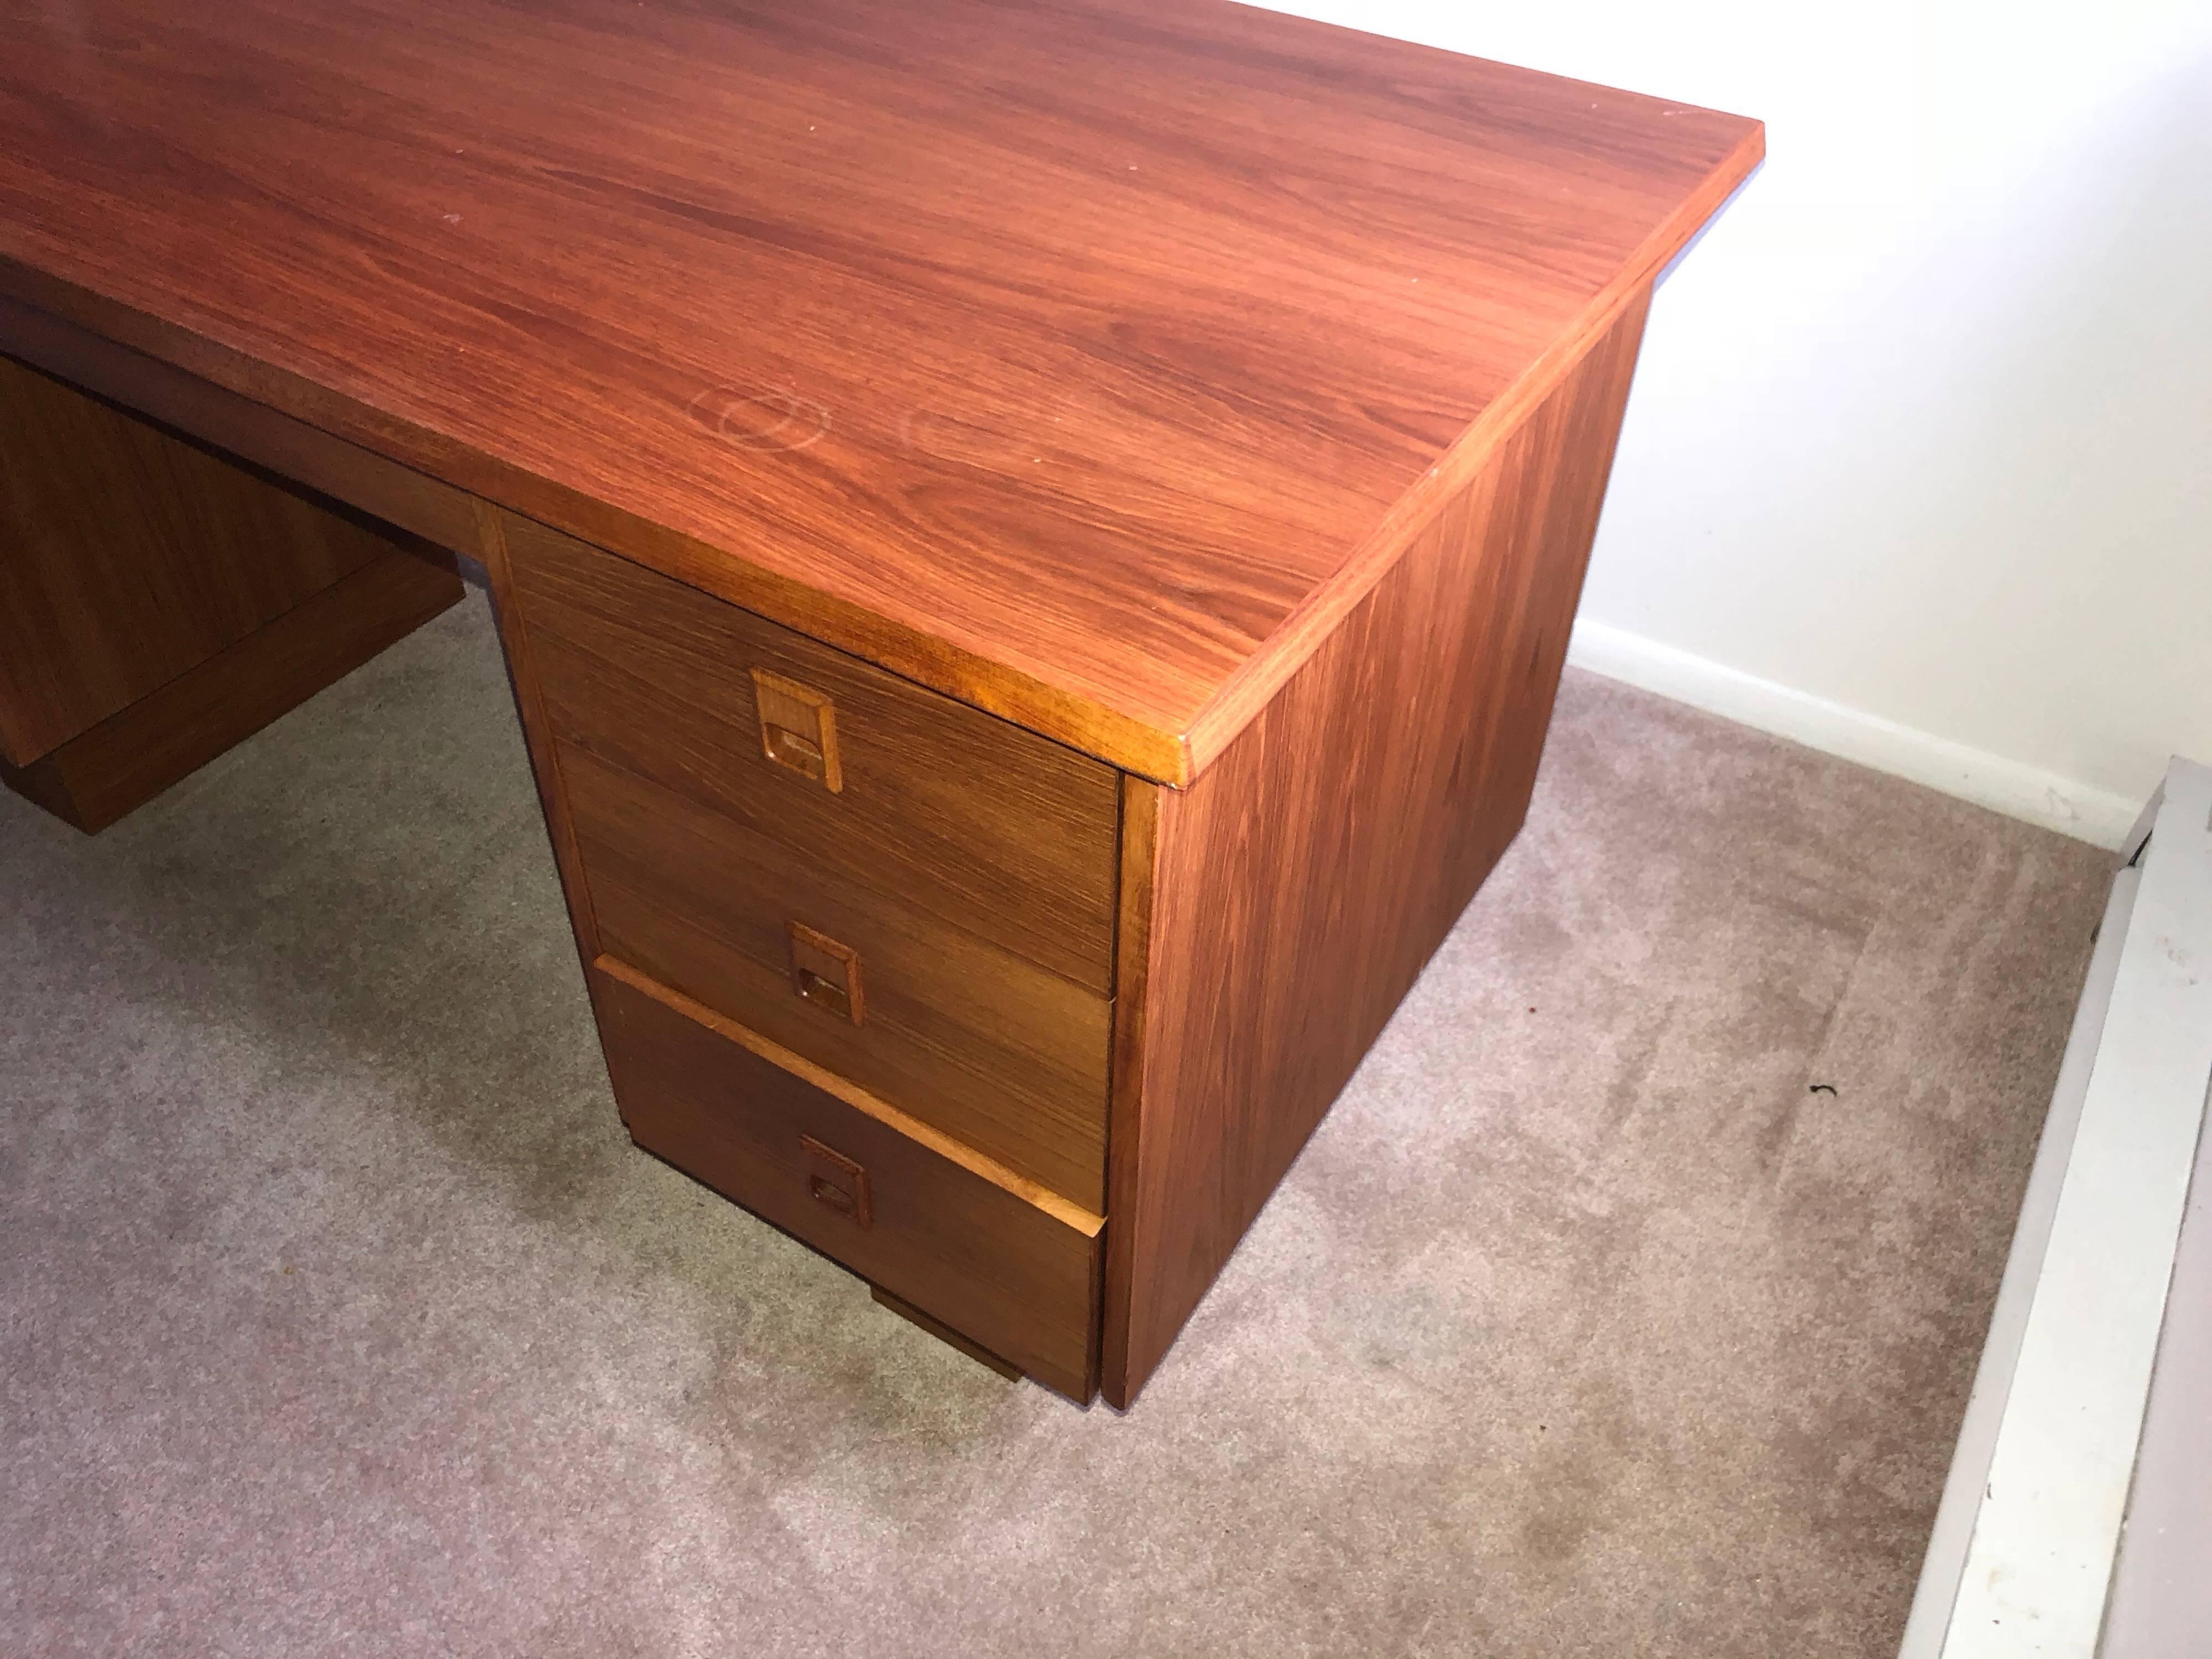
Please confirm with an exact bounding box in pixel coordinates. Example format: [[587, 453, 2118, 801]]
[[1565, 618, 2140, 850]]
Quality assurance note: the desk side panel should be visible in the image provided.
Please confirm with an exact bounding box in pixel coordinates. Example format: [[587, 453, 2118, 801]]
[[0, 352, 390, 765], [1102, 291, 1651, 1407], [0, 545, 463, 833], [0, 352, 464, 828]]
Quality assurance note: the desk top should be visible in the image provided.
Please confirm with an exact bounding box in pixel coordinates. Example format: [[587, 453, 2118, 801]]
[[0, 0, 1760, 780]]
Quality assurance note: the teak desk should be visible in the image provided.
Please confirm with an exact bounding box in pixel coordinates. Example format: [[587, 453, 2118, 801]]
[[0, 0, 1761, 1406]]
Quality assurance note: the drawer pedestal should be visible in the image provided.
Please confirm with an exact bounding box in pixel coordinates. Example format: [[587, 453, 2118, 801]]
[[484, 291, 1652, 1407]]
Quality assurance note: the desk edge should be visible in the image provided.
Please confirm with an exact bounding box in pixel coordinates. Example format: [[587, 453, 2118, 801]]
[[0, 118, 1761, 787]]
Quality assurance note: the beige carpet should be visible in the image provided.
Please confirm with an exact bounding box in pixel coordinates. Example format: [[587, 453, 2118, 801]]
[[0, 590, 2112, 1657]]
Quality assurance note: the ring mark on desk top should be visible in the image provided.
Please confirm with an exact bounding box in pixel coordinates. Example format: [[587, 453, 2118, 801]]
[[687, 385, 831, 452]]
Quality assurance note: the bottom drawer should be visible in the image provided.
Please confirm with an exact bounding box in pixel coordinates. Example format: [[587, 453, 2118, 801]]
[[588, 956, 1102, 1400]]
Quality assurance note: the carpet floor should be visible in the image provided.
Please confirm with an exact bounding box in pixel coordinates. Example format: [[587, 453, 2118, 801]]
[[0, 591, 2113, 1657]]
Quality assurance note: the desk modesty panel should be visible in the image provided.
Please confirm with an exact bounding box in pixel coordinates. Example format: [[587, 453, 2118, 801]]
[[0, 0, 1762, 1406]]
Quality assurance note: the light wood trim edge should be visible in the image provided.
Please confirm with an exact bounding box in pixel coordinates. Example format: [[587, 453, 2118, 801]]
[[594, 952, 1107, 1239], [476, 501, 604, 966], [1178, 121, 1765, 776], [1100, 772, 1163, 1410]]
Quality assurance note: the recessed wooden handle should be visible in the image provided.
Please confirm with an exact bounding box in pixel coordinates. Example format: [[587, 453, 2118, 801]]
[[751, 667, 842, 791], [788, 921, 864, 1025], [800, 1134, 872, 1229]]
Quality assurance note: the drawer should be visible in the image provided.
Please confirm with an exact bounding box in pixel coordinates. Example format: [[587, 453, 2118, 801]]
[[500, 514, 1120, 995], [590, 957, 1101, 1400], [562, 739, 1111, 1209]]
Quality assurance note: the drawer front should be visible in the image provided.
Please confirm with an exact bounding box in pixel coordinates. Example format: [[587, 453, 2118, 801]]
[[562, 739, 1110, 1209], [591, 959, 1101, 1400], [500, 514, 1120, 995]]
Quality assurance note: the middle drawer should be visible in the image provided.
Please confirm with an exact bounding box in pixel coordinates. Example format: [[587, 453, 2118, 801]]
[[559, 743, 1112, 1210]]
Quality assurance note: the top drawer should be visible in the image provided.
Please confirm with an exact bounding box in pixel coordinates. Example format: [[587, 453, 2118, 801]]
[[499, 516, 1121, 993]]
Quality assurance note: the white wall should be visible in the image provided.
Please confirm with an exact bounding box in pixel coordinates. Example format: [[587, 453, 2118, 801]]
[[1255, 0, 2212, 846]]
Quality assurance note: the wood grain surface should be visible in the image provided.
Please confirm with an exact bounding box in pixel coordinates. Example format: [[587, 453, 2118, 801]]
[[0, 352, 393, 765], [592, 956, 1102, 1400], [0, 0, 1761, 779], [1102, 292, 1652, 1406], [0, 299, 483, 558], [1, 543, 463, 832]]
